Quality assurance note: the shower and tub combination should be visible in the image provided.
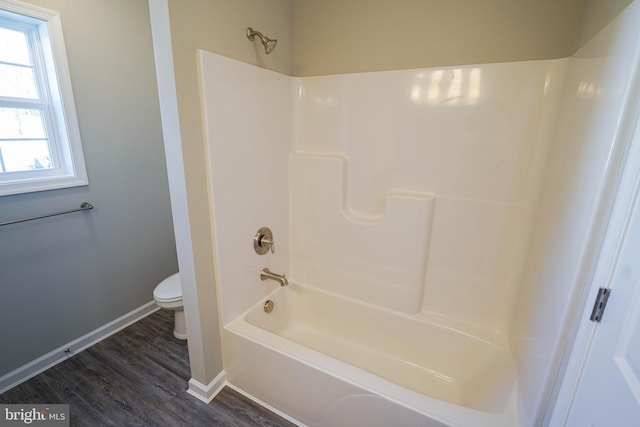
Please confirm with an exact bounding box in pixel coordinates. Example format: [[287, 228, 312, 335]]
[[200, 8, 640, 426]]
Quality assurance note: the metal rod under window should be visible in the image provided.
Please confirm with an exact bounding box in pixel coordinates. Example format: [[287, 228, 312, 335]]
[[0, 202, 94, 227]]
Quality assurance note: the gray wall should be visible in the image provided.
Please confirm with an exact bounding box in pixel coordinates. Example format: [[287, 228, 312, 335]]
[[577, 0, 634, 47], [290, 0, 636, 76], [292, 0, 589, 76], [0, 0, 177, 376]]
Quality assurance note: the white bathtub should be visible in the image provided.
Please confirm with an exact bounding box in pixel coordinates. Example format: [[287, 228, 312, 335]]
[[223, 283, 518, 426]]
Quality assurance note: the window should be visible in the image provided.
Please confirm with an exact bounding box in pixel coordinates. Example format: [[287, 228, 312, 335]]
[[0, 0, 87, 196]]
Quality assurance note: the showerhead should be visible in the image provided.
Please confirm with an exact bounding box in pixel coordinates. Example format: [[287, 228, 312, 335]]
[[264, 38, 277, 54], [246, 27, 277, 54]]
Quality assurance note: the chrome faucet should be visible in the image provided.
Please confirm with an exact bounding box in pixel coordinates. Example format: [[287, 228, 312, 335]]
[[260, 268, 288, 286]]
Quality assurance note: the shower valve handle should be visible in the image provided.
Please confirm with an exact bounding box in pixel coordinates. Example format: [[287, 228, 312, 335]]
[[254, 227, 275, 254], [260, 236, 275, 254]]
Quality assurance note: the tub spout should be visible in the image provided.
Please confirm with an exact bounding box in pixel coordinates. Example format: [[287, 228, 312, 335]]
[[260, 268, 288, 286]]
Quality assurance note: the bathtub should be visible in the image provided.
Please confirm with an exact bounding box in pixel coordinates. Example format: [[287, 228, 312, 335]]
[[223, 283, 518, 426]]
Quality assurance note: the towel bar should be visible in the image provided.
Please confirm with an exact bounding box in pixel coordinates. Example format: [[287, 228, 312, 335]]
[[0, 202, 94, 227]]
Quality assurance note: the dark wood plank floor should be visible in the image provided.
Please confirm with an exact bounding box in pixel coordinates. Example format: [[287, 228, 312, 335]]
[[0, 309, 297, 427]]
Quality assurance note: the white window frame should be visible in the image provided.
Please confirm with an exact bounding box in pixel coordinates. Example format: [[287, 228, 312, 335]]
[[0, 0, 87, 196]]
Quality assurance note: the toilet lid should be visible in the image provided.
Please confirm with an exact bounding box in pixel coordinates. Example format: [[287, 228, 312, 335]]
[[153, 272, 182, 302]]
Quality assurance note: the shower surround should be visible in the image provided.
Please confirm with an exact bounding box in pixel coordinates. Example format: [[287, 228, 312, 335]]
[[199, 4, 640, 424], [290, 61, 563, 332], [204, 55, 561, 327]]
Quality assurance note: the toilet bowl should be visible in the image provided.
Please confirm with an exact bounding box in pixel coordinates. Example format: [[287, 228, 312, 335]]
[[153, 272, 187, 340]]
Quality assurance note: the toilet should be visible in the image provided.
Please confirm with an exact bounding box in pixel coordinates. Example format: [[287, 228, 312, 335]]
[[153, 272, 187, 340]]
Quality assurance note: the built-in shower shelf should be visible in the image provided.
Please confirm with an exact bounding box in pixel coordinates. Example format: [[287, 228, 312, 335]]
[[290, 153, 435, 313]]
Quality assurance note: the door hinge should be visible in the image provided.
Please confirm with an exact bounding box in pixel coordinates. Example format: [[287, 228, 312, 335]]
[[590, 287, 611, 322]]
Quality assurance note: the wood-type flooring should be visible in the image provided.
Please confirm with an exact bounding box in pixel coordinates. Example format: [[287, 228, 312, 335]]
[[0, 309, 297, 427]]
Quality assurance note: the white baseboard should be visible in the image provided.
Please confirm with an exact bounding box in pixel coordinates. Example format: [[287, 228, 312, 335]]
[[0, 301, 160, 395], [187, 371, 226, 403]]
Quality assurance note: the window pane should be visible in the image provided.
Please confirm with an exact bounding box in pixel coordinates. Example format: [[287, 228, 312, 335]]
[[0, 26, 31, 65], [0, 4, 88, 195], [0, 139, 52, 173], [0, 63, 38, 98], [0, 107, 47, 139]]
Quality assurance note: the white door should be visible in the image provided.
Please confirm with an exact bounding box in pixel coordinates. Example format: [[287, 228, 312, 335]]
[[563, 170, 640, 426]]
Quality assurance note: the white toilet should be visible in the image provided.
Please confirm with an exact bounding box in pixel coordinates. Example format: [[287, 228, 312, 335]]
[[153, 272, 187, 340]]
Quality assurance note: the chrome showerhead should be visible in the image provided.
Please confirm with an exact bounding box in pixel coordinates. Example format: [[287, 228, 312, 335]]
[[246, 27, 277, 54]]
